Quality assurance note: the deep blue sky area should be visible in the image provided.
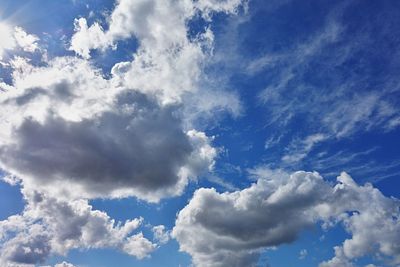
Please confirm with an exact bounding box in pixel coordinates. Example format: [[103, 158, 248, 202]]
[[0, 0, 399, 267]]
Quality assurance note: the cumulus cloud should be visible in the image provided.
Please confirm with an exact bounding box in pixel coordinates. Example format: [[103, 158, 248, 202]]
[[71, 0, 244, 106], [0, 188, 155, 266], [13, 27, 39, 53], [0, 56, 216, 203], [0, 24, 39, 60], [0, 0, 246, 265], [319, 246, 354, 267], [173, 170, 400, 267], [71, 0, 244, 58], [70, 18, 109, 59], [0, 42, 217, 264]]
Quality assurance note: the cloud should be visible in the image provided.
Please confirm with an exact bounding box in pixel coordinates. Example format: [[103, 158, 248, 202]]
[[1, 224, 51, 265], [320, 173, 400, 266], [0, 56, 216, 203], [319, 246, 354, 267], [0, 187, 155, 266], [152, 225, 171, 245], [0, 0, 248, 264], [173, 170, 400, 267], [299, 249, 308, 260], [282, 133, 327, 163], [70, 18, 109, 59], [0, 24, 39, 60], [70, 0, 245, 58], [244, 2, 400, 165], [0, 23, 16, 59], [0, 55, 215, 263], [54, 262, 77, 267], [71, 0, 245, 107], [13, 27, 39, 53]]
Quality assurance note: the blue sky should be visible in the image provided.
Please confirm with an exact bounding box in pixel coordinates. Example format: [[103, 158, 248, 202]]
[[0, 0, 399, 267]]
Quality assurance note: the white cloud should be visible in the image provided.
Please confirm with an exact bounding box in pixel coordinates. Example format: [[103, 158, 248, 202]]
[[320, 173, 400, 266], [0, 23, 16, 59], [54, 262, 76, 267], [71, 0, 244, 107], [319, 246, 354, 267], [70, 18, 109, 59], [0, 187, 156, 266], [282, 133, 327, 163], [122, 233, 156, 259], [152, 225, 171, 245], [0, 0, 245, 265], [13, 27, 39, 53], [173, 170, 400, 267], [0, 56, 216, 203], [0, 24, 39, 60], [0, 3, 228, 260]]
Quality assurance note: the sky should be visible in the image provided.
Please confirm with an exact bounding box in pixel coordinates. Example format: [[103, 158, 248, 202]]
[[0, 0, 399, 267]]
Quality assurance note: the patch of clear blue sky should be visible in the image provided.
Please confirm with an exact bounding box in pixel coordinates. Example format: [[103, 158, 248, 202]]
[[1, 0, 400, 266], [0, 179, 24, 220]]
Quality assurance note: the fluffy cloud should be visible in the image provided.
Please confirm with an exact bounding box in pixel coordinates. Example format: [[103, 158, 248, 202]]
[[320, 173, 400, 266], [0, 57, 216, 203], [0, 24, 39, 60], [0, 0, 245, 265], [71, 0, 244, 57], [173, 170, 400, 267], [71, 0, 244, 105], [13, 27, 39, 53], [0, 188, 155, 266], [0, 41, 216, 264]]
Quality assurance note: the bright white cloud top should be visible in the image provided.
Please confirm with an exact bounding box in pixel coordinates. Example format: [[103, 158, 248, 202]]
[[0, 23, 39, 60]]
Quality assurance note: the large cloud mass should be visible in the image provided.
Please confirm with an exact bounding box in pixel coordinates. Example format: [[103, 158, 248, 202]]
[[0, 57, 216, 202], [0, 0, 246, 264], [173, 170, 400, 267], [0, 0, 246, 202], [4, 1, 398, 267]]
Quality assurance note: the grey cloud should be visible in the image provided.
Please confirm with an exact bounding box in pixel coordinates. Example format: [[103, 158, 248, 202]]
[[0, 55, 217, 202], [0, 89, 198, 201], [173, 171, 331, 266], [1, 225, 51, 265], [173, 171, 400, 267]]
